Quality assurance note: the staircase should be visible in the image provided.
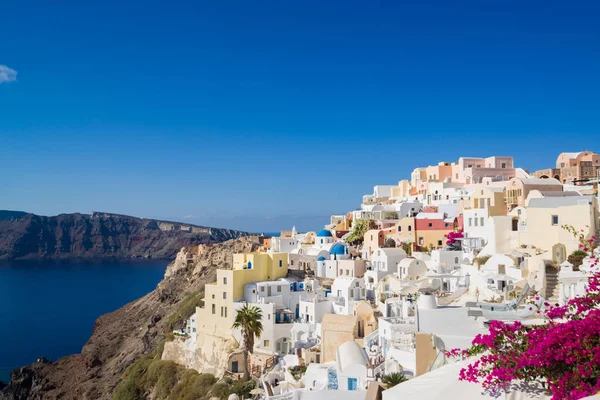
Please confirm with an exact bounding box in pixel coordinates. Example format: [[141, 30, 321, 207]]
[[545, 267, 560, 305]]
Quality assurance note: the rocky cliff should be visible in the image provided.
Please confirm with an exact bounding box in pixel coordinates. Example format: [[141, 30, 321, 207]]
[[0, 236, 262, 400], [0, 211, 251, 260]]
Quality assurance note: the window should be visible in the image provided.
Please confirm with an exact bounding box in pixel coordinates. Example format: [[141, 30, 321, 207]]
[[264, 340, 270, 347], [261, 286, 264, 292], [418, 237, 424, 245], [350, 289, 354, 297], [277, 285, 281, 292], [480, 217, 484, 226], [212, 294, 215, 299], [224, 307, 227, 318], [220, 306, 224, 317], [454, 257, 459, 264], [223, 277, 227, 284], [291, 260, 294, 266], [346, 269, 350, 275], [438, 240, 443, 246], [445, 223, 449, 227], [212, 304, 216, 314], [348, 378, 358, 391], [474, 219, 478, 227], [502, 163, 507, 168], [468, 218, 472, 227], [223, 292, 227, 299], [398, 226, 402, 232], [428, 222, 433, 227], [408, 226, 412, 231], [279, 260, 283, 267], [268, 314, 270, 320], [552, 215, 559, 225]]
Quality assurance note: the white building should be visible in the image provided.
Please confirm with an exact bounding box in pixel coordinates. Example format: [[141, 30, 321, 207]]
[[270, 236, 301, 253], [331, 276, 367, 315], [430, 249, 463, 274], [364, 248, 407, 299], [304, 341, 370, 391]]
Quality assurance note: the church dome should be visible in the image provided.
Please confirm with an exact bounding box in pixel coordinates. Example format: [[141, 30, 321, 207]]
[[316, 229, 333, 237], [317, 256, 326, 261], [330, 243, 346, 256]]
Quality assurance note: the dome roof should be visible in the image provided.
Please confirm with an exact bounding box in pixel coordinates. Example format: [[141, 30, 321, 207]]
[[316, 229, 333, 237], [317, 256, 326, 261], [330, 243, 346, 255]]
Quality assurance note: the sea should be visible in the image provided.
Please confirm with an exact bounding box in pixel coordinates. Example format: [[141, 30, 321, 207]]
[[0, 259, 168, 383]]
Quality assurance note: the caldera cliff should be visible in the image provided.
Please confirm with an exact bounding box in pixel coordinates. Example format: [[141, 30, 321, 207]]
[[0, 210, 250, 260]]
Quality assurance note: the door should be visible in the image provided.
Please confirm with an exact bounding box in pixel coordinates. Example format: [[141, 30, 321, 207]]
[[231, 361, 238, 373], [348, 378, 358, 391]]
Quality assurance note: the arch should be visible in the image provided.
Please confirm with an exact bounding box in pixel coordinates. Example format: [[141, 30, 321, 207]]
[[539, 175, 549, 179], [553, 175, 560, 180]]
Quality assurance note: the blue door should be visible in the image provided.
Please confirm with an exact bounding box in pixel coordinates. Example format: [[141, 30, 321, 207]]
[[231, 361, 238, 373], [348, 378, 358, 390]]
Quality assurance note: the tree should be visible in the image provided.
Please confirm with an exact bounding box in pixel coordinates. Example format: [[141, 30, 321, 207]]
[[345, 219, 376, 245], [232, 303, 264, 381], [400, 242, 412, 256], [381, 372, 408, 388]]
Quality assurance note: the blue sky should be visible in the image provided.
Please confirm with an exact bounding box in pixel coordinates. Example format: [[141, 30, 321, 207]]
[[1, 0, 599, 232]]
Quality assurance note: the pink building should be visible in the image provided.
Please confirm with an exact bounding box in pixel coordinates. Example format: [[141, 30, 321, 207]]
[[453, 156, 515, 184]]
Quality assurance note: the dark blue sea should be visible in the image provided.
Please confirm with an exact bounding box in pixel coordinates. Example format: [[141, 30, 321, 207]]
[[0, 259, 168, 383]]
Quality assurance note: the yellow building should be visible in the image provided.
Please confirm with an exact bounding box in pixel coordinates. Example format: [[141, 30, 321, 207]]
[[197, 252, 288, 338], [518, 195, 598, 255]]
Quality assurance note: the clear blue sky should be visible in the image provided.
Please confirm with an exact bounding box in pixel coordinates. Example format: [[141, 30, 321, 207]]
[[1, 0, 599, 232]]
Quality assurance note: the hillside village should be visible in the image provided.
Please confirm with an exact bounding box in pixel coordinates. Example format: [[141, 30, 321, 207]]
[[163, 151, 600, 400]]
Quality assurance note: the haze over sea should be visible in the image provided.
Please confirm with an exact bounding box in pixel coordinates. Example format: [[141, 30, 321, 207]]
[[0, 259, 167, 383]]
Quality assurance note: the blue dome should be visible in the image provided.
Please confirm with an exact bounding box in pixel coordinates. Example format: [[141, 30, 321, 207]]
[[330, 243, 346, 256], [316, 229, 333, 237], [317, 256, 326, 261]]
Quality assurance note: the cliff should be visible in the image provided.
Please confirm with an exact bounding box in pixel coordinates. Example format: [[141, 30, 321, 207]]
[[0, 236, 262, 400], [0, 211, 251, 260]]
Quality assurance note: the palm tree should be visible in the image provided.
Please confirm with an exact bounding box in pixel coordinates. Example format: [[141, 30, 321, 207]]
[[381, 372, 408, 388], [232, 303, 264, 380]]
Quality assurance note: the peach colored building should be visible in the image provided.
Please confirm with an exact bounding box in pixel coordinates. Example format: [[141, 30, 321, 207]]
[[425, 162, 453, 182], [504, 177, 563, 210], [534, 151, 600, 185], [363, 229, 385, 255]]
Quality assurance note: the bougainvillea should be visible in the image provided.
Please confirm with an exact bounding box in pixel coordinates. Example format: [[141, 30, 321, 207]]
[[445, 229, 464, 249], [447, 225, 599, 400]]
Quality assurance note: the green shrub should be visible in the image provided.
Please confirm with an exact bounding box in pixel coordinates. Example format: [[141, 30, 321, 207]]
[[169, 369, 220, 400], [166, 289, 204, 333], [210, 382, 232, 399]]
